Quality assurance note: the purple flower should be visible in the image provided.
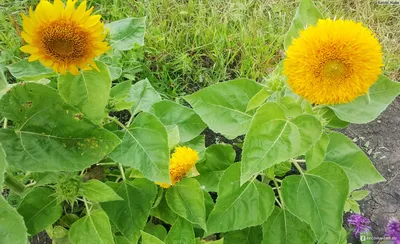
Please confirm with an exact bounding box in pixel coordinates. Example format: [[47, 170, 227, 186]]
[[347, 214, 371, 238], [385, 218, 400, 244]]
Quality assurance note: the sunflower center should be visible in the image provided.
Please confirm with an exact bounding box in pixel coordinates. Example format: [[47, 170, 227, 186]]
[[39, 20, 91, 62], [322, 60, 346, 79]]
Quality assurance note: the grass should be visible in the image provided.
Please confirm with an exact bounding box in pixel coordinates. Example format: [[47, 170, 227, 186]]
[[0, 0, 399, 98]]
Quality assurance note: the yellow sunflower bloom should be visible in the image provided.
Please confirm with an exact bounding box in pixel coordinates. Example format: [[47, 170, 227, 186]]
[[283, 19, 383, 105], [20, 0, 110, 75], [156, 146, 199, 188]]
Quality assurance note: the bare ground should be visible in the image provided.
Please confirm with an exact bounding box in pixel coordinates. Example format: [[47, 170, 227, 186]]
[[343, 97, 400, 237]]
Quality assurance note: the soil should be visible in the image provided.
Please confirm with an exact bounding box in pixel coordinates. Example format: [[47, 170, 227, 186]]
[[343, 96, 400, 238]]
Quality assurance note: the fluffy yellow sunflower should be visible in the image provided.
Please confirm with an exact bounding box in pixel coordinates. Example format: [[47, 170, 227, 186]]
[[20, 0, 110, 75], [156, 146, 199, 188], [283, 19, 383, 104]]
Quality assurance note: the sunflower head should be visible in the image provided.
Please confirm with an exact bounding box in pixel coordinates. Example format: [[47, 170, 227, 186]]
[[20, 0, 110, 75], [283, 19, 383, 105], [156, 146, 199, 188]]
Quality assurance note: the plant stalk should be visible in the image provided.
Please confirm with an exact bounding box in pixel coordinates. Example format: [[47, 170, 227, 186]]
[[118, 164, 126, 181], [4, 173, 25, 195], [273, 178, 284, 208], [293, 161, 304, 175]]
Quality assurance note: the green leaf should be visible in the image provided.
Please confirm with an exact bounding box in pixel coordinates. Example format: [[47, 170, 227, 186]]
[[166, 178, 207, 230], [306, 132, 330, 171], [206, 163, 275, 234], [129, 79, 162, 115], [141, 231, 165, 244], [0, 145, 6, 191], [109, 66, 123, 81], [262, 207, 315, 244], [325, 132, 385, 191], [284, 0, 323, 50], [338, 228, 348, 244], [0, 197, 27, 244], [150, 101, 207, 142], [280, 96, 303, 118], [0, 64, 8, 90], [58, 61, 111, 124], [81, 179, 123, 202], [320, 107, 350, 128], [109, 80, 134, 111], [246, 88, 271, 112], [166, 125, 180, 150], [351, 190, 369, 201], [109, 112, 170, 183], [6, 60, 56, 81], [107, 17, 146, 51], [0, 83, 121, 172], [241, 102, 322, 183], [17, 187, 62, 235], [223, 226, 262, 244], [281, 162, 349, 243], [150, 197, 178, 225], [165, 218, 195, 244], [184, 79, 263, 139], [101, 179, 157, 244], [195, 144, 235, 192], [349, 199, 360, 214], [143, 222, 167, 241], [330, 75, 400, 124], [68, 210, 114, 244]]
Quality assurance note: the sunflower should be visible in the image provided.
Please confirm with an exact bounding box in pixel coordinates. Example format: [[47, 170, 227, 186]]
[[20, 0, 110, 75], [283, 19, 383, 105], [156, 146, 199, 188]]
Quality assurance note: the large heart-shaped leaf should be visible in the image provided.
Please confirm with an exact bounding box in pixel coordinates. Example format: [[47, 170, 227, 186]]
[[0, 197, 27, 244], [325, 132, 385, 191], [241, 102, 322, 183], [68, 210, 114, 244], [184, 79, 263, 139], [17, 187, 62, 235], [107, 17, 146, 51], [223, 226, 263, 244], [329, 75, 400, 124], [281, 163, 349, 243], [58, 61, 111, 124], [0, 83, 121, 172], [7, 60, 56, 81], [141, 231, 165, 244], [165, 218, 195, 244], [81, 179, 123, 203], [166, 178, 207, 230], [306, 132, 330, 171], [101, 179, 157, 244], [195, 144, 235, 192], [206, 163, 274, 234], [129, 79, 162, 116], [262, 207, 315, 244], [109, 112, 170, 183], [150, 101, 207, 142]]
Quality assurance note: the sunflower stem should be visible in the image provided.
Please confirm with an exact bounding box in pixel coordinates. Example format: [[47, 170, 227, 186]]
[[118, 164, 126, 181], [4, 173, 25, 195], [273, 178, 284, 208], [108, 116, 128, 130], [83, 197, 91, 215], [293, 161, 305, 175], [3, 118, 7, 129]]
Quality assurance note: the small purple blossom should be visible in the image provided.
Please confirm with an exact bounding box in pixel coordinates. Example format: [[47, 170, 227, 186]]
[[385, 218, 400, 244], [347, 214, 371, 238]]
